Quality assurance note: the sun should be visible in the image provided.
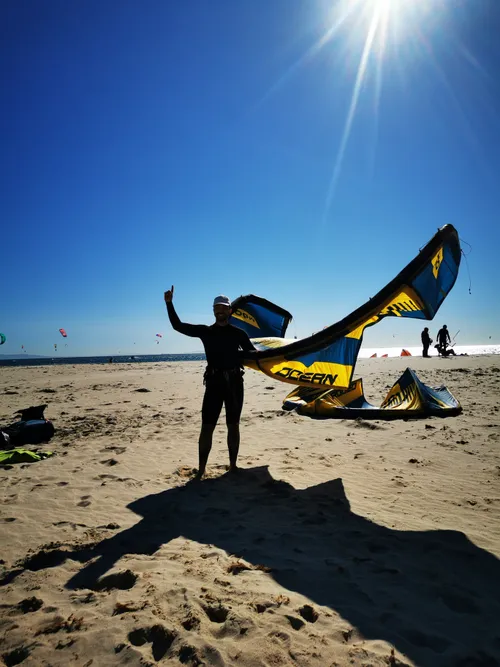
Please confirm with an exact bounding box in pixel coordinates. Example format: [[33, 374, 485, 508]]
[[251, 0, 452, 221], [319, 0, 445, 220]]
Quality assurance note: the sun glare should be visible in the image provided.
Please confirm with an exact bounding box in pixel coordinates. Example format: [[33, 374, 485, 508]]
[[251, 0, 469, 223], [321, 0, 446, 221]]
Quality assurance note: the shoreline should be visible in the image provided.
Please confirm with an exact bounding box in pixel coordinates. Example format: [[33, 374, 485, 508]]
[[1, 344, 499, 368]]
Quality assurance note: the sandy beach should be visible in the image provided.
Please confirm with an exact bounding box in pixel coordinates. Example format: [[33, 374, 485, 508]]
[[1, 355, 499, 666]]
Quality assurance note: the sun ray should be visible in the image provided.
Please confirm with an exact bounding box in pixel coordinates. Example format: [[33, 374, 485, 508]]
[[249, 1, 357, 115], [323, 4, 384, 222], [368, 7, 389, 182]]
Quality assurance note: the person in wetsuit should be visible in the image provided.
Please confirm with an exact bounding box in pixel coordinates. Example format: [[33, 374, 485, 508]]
[[421, 327, 432, 358], [436, 324, 452, 356], [164, 286, 257, 481]]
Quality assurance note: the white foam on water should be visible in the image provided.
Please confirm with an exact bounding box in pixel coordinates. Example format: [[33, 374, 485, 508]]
[[359, 344, 500, 358]]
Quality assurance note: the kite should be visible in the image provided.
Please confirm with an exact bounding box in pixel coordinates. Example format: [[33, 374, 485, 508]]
[[282, 368, 462, 419], [59, 329, 67, 337], [0, 333, 5, 345], [230, 295, 292, 339], [236, 224, 461, 390]]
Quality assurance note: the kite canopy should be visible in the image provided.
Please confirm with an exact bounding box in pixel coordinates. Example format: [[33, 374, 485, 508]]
[[230, 295, 293, 339], [59, 328, 67, 337], [0, 333, 5, 345], [241, 224, 461, 390], [282, 368, 462, 419]]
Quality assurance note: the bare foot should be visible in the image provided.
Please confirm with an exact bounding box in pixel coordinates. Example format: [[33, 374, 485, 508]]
[[192, 469, 204, 482], [228, 465, 239, 474]]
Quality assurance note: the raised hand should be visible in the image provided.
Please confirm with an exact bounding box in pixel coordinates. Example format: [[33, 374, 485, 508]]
[[164, 285, 174, 304]]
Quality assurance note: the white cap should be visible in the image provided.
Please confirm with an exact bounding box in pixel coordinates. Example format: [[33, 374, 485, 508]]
[[213, 295, 231, 307]]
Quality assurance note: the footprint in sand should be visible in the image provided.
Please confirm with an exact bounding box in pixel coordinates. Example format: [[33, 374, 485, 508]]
[[113, 600, 147, 615], [100, 458, 119, 466], [2, 646, 31, 665], [178, 644, 224, 665], [93, 569, 138, 591], [298, 604, 319, 623], [181, 615, 201, 631], [77, 496, 92, 507], [17, 597, 44, 613], [285, 615, 305, 630], [202, 603, 229, 623], [100, 446, 127, 455], [70, 592, 97, 605], [128, 624, 176, 661], [0, 597, 44, 616]]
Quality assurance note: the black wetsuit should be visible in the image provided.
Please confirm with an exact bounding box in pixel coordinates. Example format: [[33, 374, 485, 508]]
[[436, 328, 451, 355], [167, 302, 256, 424], [421, 330, 431, 358]]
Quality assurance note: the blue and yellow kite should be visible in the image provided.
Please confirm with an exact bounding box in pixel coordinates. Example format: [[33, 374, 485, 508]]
[[233, 224, 461, 390]]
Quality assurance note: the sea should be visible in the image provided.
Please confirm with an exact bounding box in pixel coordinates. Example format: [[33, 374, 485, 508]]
[[1, 345, 499, 368]]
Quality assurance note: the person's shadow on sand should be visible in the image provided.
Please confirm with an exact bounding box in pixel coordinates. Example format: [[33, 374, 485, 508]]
[[14, 466, 500, 665]]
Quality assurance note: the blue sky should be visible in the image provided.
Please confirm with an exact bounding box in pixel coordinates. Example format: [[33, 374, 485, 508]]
[[1, 0, 499, 356]]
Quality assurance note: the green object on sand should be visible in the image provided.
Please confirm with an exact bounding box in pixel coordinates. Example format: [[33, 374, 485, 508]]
[[0, 449, 54, 464]]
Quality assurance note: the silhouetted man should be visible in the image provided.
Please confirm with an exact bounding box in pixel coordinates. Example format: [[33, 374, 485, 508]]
[[164, 286, 256, 480], [421, 327, 432, 358], [436, 324, 451, 356]]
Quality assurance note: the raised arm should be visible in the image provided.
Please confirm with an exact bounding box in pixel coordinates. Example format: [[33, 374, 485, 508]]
[[164, 286, 206, 338]]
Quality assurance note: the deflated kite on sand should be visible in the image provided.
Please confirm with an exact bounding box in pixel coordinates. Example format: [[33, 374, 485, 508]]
[[282, 367, 462, 420]]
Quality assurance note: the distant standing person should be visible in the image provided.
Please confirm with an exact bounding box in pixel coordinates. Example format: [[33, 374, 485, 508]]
[[436, 324, 451, 355], [421, 327, 432, 358], [164, 286, 257, 481]]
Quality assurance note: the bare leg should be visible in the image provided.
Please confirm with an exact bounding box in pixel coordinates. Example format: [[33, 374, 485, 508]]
[[195, 424, 216, 480], [227, 423, 240, 472]]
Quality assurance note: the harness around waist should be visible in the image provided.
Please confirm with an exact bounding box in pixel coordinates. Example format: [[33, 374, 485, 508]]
[[204, 367, 244, 384]]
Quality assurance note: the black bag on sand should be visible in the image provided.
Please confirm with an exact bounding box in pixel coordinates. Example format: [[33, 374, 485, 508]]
[[1, 405, 55, 446], [14, 404, 48, 421], [2, 419, 55, 446]]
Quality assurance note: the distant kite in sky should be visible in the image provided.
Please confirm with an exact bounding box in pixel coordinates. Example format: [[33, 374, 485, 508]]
[[59, 328, 67, 337], [0, 333, 5, 345]]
